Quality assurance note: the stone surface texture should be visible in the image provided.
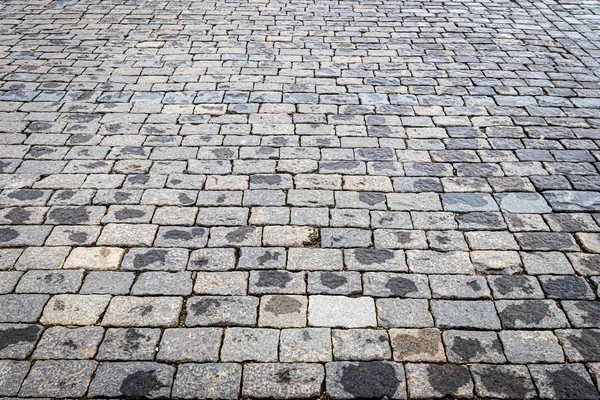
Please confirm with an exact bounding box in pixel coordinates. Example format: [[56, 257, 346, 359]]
[[0, 0, 600, 397]]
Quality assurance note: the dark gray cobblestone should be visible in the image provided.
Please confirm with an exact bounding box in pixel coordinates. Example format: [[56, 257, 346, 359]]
[[1, 0, 600, 397]]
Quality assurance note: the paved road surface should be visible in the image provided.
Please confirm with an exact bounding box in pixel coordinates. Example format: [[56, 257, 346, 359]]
[[1, 0, 600, 398]]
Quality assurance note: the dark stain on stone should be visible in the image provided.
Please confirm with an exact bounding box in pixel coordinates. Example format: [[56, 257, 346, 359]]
[[339, 362, 399, 398], [62, 339, 78, 351], [4, 208, 31, 224], [190, 298, 222, 315], [191, 258, 209, 268], [451, 336, 485, 362], [44, 272, 65, 284], [83, 161, 107, 169], [566, 330, 600, 359], [0, 161, 11, 172], [216, 194, 226, 204], [475, 366, 533, 399], [178, 193, 194, 204], [56, 190, 75, 200], [132, 250, 167, 269], [573, 301, 600, 326], [225, 226, 255, 243], [466, 279, 482, 291], [68, 230, 88, 243], [258, 146, 276, 154], [114, 192, 132, 202], [123, 328, 146, 353], [30, 147, 56, 157], [7, 190, 45, 201], [0, 325, 41, 351], [122, 147, 145, 156], [426, 364, 472, 396], [320, 272, 348, 289], [128, 175, 150, 185], [546, 367, 599, 399], [257, 251, 280, 265], [354, 249, 394, 265], [264, 296, 302, 316], [275, 368, 292, 384], [493, 276, 533, 295], [163, 228, 203, 241], [48, 206, 89, 224], [358, 192, 385, 205], [169, 179, 182, 185], [394, 231, 413, 243], [500, 301, 552, 328], [120, 370, 165, 398], [256, 271, 291, 288], [0, 228, 19, 242], [114, 209, 146, 221], [212, 148, 235, 158], [252, 175, 282, 185], [130, 305, 153, 317], [413, 179, 442, 192], [385, 277, 418, 297]]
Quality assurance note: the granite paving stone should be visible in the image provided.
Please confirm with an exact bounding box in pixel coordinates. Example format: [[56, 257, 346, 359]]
[[172, 363, 242, 400]]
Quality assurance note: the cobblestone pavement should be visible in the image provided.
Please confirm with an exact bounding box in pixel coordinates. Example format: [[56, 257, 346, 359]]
[[1, 0, 600, 398]]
